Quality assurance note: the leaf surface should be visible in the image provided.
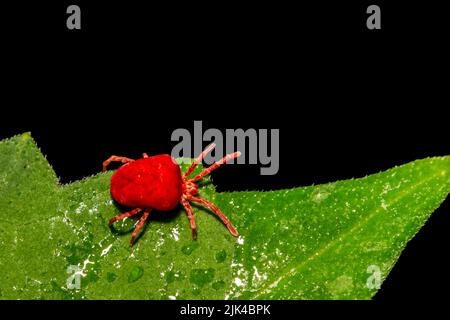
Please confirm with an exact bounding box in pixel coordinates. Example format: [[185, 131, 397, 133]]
[[0, 133, 449, 299]]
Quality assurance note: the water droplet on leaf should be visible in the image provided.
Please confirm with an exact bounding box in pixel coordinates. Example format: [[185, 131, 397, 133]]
[[215, 250, 227, 263], [107, 272, 117, 283], [181, 242, 199, 255], [190, 268, 215, 287], [128, 266, 144, 283]]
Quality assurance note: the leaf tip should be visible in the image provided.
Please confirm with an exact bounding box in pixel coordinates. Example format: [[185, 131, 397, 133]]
[[20, 131, 33, 141]]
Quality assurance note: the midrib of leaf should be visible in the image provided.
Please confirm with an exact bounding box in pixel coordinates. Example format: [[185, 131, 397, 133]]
[[251, 169, 448, 299]]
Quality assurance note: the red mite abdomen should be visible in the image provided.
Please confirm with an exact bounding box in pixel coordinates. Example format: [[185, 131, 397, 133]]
[[110, 155, 182, 211]]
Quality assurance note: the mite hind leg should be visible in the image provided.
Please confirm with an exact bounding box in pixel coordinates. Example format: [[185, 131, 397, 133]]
[[130, 208, 151, 246], [109, 208, 142, 225], [190, 196, 238, 237], [181, 198, 197, 240], [102, 155, 135, 172]]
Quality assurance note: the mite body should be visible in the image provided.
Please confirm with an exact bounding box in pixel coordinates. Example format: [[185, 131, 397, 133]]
[[103, 144, 240, 246]]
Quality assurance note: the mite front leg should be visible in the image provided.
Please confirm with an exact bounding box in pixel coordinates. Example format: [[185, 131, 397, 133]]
[[190, 196, 238, 237], [190, 151, 241, 182], [181, 198, 197, 240], [102, 155, 135, 172], [130, 208, 151, 246], [184, 143, 217, 178], [109, 208, 142, 225]]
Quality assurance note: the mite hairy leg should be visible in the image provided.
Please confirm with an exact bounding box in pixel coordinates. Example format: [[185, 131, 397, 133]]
[[102, 155, 135, 172], [109, 208, 142, 225], [181, 197, 197, 239], [184, 143, 216, 178], [130, 208, 151, 246], [190, 196, 238, 237]]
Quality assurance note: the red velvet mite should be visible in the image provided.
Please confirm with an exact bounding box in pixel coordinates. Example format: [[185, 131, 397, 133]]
[[102, 144, 241, 246]]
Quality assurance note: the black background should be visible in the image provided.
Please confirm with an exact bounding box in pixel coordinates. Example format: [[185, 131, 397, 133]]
[[1, 0, 449, 307]]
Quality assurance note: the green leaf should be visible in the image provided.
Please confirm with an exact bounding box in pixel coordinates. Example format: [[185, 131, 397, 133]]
[[0, 133, 449, 299]]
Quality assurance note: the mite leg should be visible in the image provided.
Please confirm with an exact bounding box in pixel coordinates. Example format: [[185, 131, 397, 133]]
[[109, 208, 142, 225], [102, 155, 135, 172], [190, 196, 238, 237], [183, 143, 217, 178], [181, 198, 197, 240], [190, 151, 241, 182], [143, 153, 149, 158], [130, 208, 151, 246]]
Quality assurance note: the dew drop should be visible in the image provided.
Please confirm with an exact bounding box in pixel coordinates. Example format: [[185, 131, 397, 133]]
[[106, 272, 117, 283], [189, 268, 215, 287], [165, 270, 182, 284], [181, 242, 199, 256], [215, 250, 227, 263], [128, 266, 144, 283], [192, 287, 201, 296], [212, 280, 226, 290]]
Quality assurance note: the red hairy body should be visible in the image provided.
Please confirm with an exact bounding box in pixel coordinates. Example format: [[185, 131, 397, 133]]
[[102, 144, 240, 246], [111, 155, 182, 211]]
